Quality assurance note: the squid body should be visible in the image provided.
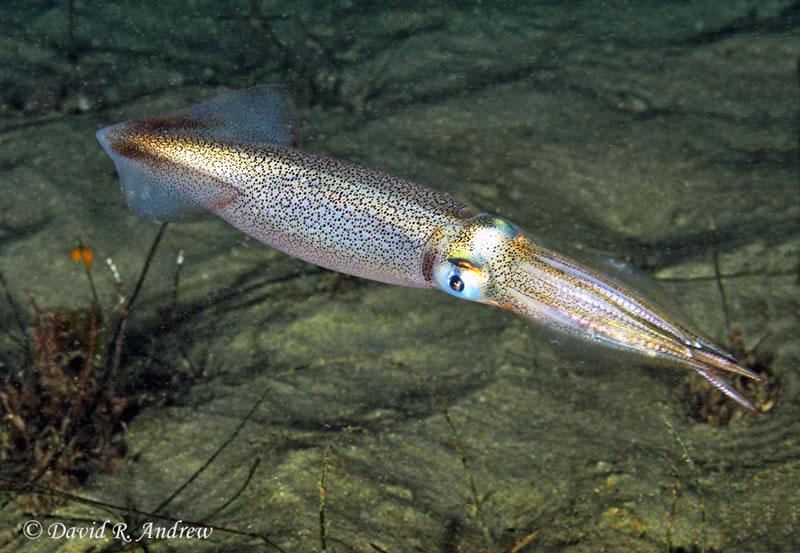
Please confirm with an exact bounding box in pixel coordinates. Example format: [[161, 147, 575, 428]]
[[96, 85, 761, 410]]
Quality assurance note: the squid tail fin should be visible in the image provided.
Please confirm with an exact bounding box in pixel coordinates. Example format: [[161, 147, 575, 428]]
[[96, 85, 297, 221]]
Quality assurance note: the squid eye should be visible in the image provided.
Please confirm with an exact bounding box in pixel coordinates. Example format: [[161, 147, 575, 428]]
[[448, 274, 464, 293]]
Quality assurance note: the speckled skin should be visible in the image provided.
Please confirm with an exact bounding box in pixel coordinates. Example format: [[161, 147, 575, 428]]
[[102, 122, 470, 287], [96, 86, 760, 410]]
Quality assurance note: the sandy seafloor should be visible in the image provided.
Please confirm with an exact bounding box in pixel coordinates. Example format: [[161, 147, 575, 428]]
[[0, 1, 799, 551]]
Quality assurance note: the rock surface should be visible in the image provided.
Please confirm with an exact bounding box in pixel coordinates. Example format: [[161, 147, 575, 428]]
[[1, 1, 798, 552]]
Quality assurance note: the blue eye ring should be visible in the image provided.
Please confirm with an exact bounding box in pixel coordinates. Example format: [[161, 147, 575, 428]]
[[448, 274, 464, 292]]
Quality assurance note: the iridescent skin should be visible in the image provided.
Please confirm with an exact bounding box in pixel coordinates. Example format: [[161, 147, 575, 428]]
[[97, 86, 761, 410], [431, 214, 760, 410]]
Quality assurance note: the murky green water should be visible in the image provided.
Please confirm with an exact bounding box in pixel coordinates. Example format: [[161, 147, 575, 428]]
[[1, 2, 798, 552]]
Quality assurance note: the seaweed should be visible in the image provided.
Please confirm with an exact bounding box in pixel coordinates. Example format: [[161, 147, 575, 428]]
[[318, 426, 356, 553], [95, 386, 282, 552], [664, 417, 708, 553], [4, 388, 284, 552], [684, 220, 780, 425], [0, 225, 167, 504]]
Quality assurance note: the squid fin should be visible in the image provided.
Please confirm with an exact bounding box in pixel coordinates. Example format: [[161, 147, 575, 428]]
[[159, 84, 298, 147], [96, 85, 297, 221]]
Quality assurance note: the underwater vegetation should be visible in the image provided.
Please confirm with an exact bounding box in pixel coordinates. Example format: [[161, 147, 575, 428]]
[[685, 327, 779, 425], [681, 223, 781, 425], [0, 231, 782, 552], [0, 231, 165, 501]]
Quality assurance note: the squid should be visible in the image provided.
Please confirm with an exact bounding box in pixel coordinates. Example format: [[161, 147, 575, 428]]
[[96, 85, 761, 410]]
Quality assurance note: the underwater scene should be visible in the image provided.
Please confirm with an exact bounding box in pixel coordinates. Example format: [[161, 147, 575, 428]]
[[0, 1, 798, 552]]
